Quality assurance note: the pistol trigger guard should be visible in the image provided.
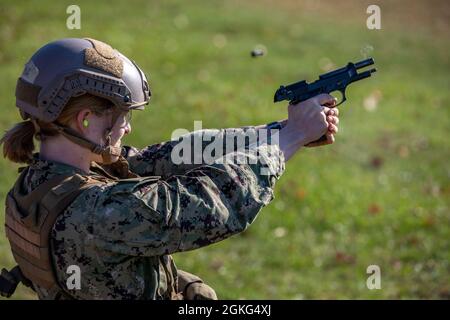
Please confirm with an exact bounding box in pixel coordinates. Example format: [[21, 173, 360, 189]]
[[335, 89, 347, 106]]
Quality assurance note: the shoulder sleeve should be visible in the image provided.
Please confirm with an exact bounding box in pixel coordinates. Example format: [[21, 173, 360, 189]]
[[90, 143, 285, 256], [122, 127, 269, 178]]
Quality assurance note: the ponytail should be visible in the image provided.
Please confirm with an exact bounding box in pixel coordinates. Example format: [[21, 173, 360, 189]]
[[0, 120, 36, 164]]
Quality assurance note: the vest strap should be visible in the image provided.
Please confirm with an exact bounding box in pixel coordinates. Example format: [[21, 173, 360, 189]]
[[4, 168, 108, 297]]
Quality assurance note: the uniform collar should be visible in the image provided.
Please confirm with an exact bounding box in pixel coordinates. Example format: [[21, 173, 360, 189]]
[[29, 153, 93, 176], [27, 153, 136, 180]]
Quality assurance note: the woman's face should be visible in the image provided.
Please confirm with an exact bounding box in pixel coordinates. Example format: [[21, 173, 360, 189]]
[[78, 108, 132, 163]]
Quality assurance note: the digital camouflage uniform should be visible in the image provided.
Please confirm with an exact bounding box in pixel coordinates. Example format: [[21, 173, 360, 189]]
[[24, 127, 285, 299]]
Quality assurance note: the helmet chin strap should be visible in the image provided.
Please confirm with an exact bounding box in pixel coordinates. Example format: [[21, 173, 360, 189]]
[[45, 108, 124, 165], [99, 128, 122, 164]]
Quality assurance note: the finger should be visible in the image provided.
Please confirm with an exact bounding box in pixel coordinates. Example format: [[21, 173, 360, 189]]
[[316, 94, 336, 106], [322, 106, 331, 115], [326, 115, 339, 125], [323, 96, 338, 107], [327, 108, 339, 116], [326, 131, 335, 144], [328, 123, 338, 133], [328, 123, 336, 132], [333, 116, 339, 125], [329, 108, 339, 116]]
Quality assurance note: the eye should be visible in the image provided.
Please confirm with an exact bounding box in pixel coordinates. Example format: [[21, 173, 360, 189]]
[[117, 111, 132, 128]]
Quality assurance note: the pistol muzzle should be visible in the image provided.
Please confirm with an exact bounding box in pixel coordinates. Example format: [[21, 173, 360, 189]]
[[355, 58, 375, 69]]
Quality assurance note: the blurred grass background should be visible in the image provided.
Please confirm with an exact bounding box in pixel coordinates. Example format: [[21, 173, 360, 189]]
[[0, 0, 448, 299]]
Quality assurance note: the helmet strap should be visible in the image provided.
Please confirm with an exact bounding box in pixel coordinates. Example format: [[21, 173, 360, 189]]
[[99, 107, 124, 164], [48, 123, 119, 165], [43, 107, 125, 165]]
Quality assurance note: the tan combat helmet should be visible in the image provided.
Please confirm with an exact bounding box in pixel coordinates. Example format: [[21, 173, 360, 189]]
[[15, 38, 151, 163]]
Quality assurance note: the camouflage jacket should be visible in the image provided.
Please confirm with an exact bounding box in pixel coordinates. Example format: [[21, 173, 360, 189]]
[[22, 127, 285, 299]]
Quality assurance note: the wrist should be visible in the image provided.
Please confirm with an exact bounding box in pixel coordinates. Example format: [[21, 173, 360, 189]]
[[281, 124, 308, 147], [278, 126, 306, 160], [266, 119, 287, 131]]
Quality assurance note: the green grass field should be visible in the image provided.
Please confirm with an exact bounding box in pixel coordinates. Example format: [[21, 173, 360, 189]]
[[0, 0, 448, 299]]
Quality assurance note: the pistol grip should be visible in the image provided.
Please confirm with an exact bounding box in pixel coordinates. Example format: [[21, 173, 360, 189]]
[[305, 134, 328, 146]]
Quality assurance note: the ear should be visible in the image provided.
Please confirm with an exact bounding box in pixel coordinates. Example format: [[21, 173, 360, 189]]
[[75, 109, 92, 132]]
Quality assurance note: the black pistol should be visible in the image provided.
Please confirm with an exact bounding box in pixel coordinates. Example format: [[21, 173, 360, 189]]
[[274, 58, 377, 144]]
